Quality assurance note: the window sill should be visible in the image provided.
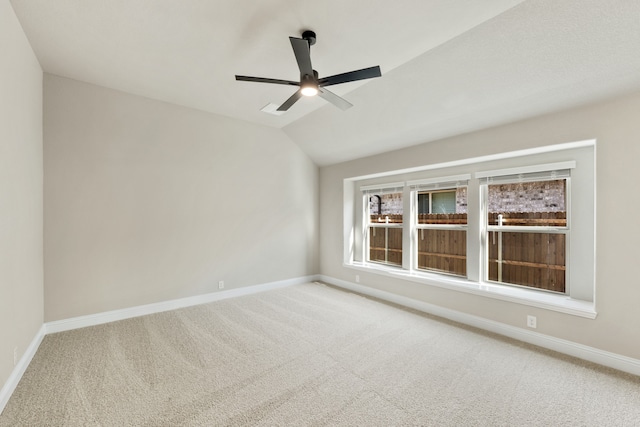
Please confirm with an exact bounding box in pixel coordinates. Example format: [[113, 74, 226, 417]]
[[344, 262, 597, 319]]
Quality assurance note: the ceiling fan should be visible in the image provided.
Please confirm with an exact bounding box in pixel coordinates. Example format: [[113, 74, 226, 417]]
[[235, 30, 382, 112]]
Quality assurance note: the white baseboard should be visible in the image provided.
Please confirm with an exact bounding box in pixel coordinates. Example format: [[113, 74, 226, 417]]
[[0, 324, 46, 415], [46, 275, 319, 334], [1, 275, 318, 414], [320, 275, 640, 377]]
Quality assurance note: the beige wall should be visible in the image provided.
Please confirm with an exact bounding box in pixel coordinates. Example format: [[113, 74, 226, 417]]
[[320, 91, 640, 360], [44, 75, 318, 321], [0, 1, 44, 389]]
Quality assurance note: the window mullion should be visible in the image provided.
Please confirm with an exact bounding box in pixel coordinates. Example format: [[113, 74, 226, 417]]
[[467, 178, 482, 283], [402, 185, 412, 270]]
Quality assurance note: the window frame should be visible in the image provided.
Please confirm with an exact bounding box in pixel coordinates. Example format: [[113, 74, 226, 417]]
[[344, 140, 596, 318], [361, 182, 404, 268], [481, 176, 570, 294], [409, 176, 469, 277]]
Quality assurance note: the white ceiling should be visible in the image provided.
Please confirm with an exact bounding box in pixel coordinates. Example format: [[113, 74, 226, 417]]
[[10, 0, 640, 165]]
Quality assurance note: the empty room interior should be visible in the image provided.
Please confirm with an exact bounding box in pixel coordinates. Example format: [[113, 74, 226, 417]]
[[2, 0, 640, 425]]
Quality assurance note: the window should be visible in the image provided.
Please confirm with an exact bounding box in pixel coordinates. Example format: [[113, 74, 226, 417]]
[[410, 176, 469, 277], [345, 141, 595, 316], [362, 183, 403, 267], [481, 169, 570, 293]]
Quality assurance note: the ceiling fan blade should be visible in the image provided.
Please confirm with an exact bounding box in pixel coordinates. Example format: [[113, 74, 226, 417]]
[[318, 87, 353, 111], [235, 75, 299, 86], [277, 89, 303, 111], [318, 65, 382, 87], [289, 37, 313, 77]]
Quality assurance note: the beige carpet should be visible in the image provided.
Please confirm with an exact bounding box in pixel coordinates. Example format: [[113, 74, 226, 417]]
[[1, 282, 639, 426]]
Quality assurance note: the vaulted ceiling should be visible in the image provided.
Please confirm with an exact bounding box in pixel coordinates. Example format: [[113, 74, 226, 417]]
[[10, 0, 640, 165]]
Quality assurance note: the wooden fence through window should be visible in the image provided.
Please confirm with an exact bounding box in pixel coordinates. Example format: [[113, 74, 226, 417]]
[[488, 212, 566, 227], [487, 212, 566, 293], [369, 227, 402, 266], [369, 212, 567, 292]]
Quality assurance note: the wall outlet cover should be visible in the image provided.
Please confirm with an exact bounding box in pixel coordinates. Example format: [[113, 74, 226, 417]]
[[527, 315, 537, 328]]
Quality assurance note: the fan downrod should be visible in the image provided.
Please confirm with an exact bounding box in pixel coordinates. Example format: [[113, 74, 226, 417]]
[[302, 30, 316, 46]]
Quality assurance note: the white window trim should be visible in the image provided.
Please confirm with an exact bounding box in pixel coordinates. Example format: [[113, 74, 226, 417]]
[[407, 173, 471, 188], [344, 261, 595, 318], [343, 139, 596, 319], [360, 181, 405, 193], [475, 161, 576, 180]]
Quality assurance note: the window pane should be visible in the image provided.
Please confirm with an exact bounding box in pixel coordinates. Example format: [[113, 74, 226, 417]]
[[417, 193, 429, 214], [488, 231, 565, 293], [369, 227, 402, 266], [417, 229, 466, 276], [487, 180, 566, 226], [367, 191, 402, 266], [369, 192, 403, 224], [487, 179, 567, 292], [431, 191, 456, 213], [417, 188, 467, 224]]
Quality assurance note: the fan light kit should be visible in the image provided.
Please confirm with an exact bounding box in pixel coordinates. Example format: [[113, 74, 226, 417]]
[[235, 30, 381, 112], [300, 83, 318, 97]]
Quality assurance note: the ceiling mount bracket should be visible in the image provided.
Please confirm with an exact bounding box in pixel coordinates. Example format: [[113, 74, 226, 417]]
[[302, 30, 316, 46]]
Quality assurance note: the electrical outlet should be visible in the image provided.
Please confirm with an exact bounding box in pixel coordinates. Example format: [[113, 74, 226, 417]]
[[527, 315, 537, 329], [13, 347, 18, 366], [218, 281, 224, 290], [355, 275, 360, 283]]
